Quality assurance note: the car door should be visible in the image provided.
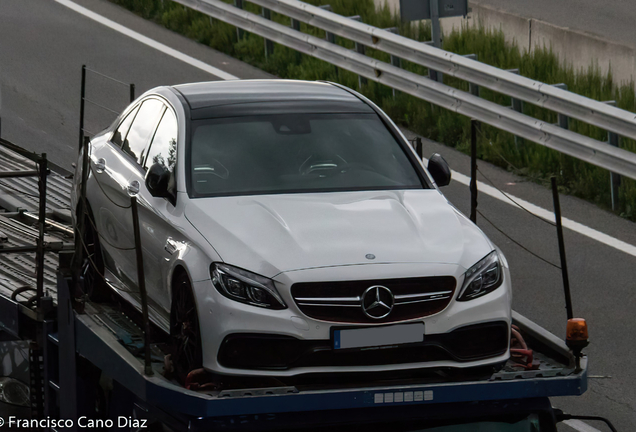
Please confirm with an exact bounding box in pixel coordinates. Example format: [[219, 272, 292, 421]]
[[127, 104, 182, 316], [98, 98, 165, 295], [89, 104, 141, 287]]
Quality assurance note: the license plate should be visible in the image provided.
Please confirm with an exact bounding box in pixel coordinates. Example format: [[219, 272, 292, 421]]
[[333, 322, 424, 350]]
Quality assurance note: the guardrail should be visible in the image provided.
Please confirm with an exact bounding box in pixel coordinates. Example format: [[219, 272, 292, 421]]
[[173, 0, 636, 181]]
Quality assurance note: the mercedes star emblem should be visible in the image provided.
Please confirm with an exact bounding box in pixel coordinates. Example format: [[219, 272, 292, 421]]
[[361, 285, 394, 319]]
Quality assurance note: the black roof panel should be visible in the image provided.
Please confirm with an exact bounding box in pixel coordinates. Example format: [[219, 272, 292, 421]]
[[172, 80, 363, 110]]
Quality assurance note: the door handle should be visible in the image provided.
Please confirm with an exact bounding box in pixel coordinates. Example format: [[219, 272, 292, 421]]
[[165, 237, 178, 255], [127, 180, 140, 196], [94, 158, 106, 173]]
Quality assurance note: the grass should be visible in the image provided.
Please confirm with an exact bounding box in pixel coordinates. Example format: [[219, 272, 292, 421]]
[[111, 0, 636, 220]]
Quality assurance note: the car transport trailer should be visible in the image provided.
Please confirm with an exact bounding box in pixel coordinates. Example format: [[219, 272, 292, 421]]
[[0, 138, 614, 432]]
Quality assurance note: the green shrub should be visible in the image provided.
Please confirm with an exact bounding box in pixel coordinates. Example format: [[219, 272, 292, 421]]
[[110, 0, 636, 220]]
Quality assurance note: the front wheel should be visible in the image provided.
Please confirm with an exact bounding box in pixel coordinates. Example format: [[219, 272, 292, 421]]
[[170, 272, 203, 384]]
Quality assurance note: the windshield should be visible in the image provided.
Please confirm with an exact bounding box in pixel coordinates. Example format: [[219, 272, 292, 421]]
[[189, 113, 424, 197]]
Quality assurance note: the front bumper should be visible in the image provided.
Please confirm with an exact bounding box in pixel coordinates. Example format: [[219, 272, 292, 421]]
[[218, 321, 509, 370], [192, 263, 512, 376]]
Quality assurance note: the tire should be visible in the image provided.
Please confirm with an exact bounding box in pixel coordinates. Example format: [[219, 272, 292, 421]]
[[170, 272, 203, 384], [80, 211, 111, 302]]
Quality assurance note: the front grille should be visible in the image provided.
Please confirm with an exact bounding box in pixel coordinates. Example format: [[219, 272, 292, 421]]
[[291, 276, 456, 323], [217, 321, 509, 370]]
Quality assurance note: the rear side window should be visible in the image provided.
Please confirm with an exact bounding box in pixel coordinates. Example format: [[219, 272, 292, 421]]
[[144, 108, 178, 173], [123, 99, 165, 163], [111, 105, 140, 148]]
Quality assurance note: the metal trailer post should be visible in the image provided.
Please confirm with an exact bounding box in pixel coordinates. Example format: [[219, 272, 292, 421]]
[[58, 273, 79, 432], [72, 137, 91, 295], [35, 154, 48, 302], [78, 65, 86, 152], [131, 197, 153, 376], [550, 177, 573, 320], [470, 120, 478, 223]]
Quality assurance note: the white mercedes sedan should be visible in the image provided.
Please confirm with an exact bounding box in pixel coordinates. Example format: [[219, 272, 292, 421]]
[[71, 80, 512, 382]]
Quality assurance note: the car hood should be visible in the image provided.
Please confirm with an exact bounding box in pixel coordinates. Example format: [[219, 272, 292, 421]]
[[185, 190, 493, 278]]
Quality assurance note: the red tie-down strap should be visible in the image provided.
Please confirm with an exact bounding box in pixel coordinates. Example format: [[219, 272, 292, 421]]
[[510, 325, 535, 370]]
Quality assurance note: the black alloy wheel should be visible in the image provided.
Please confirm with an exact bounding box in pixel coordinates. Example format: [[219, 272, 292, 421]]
[[170, 272, 203, 384]]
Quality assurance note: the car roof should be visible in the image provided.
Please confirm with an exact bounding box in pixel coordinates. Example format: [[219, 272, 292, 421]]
[[171, 80, 374, 119]]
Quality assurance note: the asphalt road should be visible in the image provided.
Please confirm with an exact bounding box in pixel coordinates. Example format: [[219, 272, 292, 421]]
[[473, 0, 636, 49], [1, 0, 635, 430]]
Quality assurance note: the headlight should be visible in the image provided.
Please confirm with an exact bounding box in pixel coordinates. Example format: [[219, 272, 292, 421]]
[[457, 251, 503, 301], [210, 263, 287, 310], [0, 377, 30, 407]]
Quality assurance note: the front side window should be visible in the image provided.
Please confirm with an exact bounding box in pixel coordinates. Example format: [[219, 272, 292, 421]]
[[189, 113, 424, 197], [123, 99, 165, 163], [144, 108, 178, 173], [111, 105, 140, 148]]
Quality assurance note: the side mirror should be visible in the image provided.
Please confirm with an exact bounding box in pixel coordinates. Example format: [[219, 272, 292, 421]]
[[427, 153, 451, 187], [145, 163, 171, 198]]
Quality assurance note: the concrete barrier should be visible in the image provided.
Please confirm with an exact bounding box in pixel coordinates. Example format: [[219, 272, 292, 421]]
[[530, 18, 636, 85], [374, 0, 636, 85]]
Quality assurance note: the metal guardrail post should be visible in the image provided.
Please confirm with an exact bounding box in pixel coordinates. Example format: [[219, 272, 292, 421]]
[[507, 69, 523, 113], [463, 54, 480, 97], [608, 131, 621, 211], [78, 65, 86, 152], [234, 0, 245, 40], [348, 16, 367, 89], [129, 83, 136, 103], [319, 5, 337, 77], [384, 27, 402, 99], [131, 197, 153, 376], [291, 17, 300, 31], [262, 8, 275, 58], [423, 40, 437, 82], [319, 4, 334, 43], [551, 177, 573, 321], [429, 0, 443, 83], [507, 69, 523, 148], [603, 100, 621, 211], [415, 136, 423, 158], [36, 154, 48, 303], [470, 120, 479, 224], [552, 84, 569, 130], [291, 17, 302, 62]]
